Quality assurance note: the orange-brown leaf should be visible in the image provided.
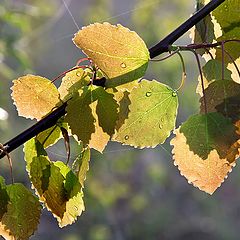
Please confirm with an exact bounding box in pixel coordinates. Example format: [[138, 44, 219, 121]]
[[171, 129, 236, 194]]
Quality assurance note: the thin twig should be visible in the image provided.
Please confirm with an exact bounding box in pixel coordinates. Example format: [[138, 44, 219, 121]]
[[175, 52, 187, 91]]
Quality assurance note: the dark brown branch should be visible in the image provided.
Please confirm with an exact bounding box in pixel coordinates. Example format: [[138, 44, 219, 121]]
[[0, 0, 226, 159]]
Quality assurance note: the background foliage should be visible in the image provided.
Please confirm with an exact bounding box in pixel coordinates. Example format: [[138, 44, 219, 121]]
[[1, 0, 240, 239]]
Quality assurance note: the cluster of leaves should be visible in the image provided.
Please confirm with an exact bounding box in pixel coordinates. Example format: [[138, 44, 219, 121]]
[[1, 0, 240, 238]]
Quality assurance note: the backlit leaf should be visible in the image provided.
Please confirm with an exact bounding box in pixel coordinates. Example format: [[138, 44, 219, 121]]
[[66, 86, 118, 147], [113, 80, 178, 148], [24, 139, 85, 227], [89, 101, 110, 152], [73, 22, 149, 86], [200, 80, 240, 121], [11, 74, 60, 120], [0, 181, 41, 240], [58, 68, 90, 101], [171, 129, 235, 194], [180, 113, 239, 160]]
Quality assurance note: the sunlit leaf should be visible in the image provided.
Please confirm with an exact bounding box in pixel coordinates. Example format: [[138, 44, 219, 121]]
[[66, 86, 118, 147], [24, 139, 85, 227], [73, 22, 149, 86], [0, 180, 41, 240], [180, 113, 239, 160], [113, 80, 178, 148], [58, 68, 90, 101], [11, 74, 60, 120], [89, 101, 110, 152], [171, 129, 235, 194], [72, 147, 91, 188]]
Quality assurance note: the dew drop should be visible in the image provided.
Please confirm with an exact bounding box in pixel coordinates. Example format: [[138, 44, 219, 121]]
[[76, 71, 81, 77], [74, 206, 78, 211], [124, 135, 129, 140], [159, 124, 163, 129], [172, 92, 177, 97], [93, 119, 96, 123], [67, 77, 71, 81], [121, 62, 127, 68], [146, 91, 152, 97], [161, 117, 164, 122]]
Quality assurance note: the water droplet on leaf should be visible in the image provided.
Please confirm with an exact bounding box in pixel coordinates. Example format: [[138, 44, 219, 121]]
[[124, 135, 129, 140], [159, 124, 163, 129], [121, 63, 127, 68], [146, 91, 152, 97], [76, 71, 81, 77], [172, 92, 177, 97]]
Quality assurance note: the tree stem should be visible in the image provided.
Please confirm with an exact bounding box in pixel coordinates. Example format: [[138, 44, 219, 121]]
[[0, 0, 226, 159]]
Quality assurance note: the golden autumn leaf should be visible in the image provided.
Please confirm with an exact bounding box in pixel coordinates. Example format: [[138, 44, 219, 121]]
[[72, 22, 149, 86], [171, 129, 236, 195], [11, 75, 60, 120]]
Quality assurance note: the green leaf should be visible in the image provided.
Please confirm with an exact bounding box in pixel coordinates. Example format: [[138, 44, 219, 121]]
[[66, 86, 118, 147], [180, 113, 239, 159], [73, 23, 149, 86], [65, 87, 95, 146], [36, 121, 69, 149], [213, 0, 240, 31], [72, 147, 91, 188], [11, 74, 60, 120], [200, 80, 240, 122], [202, 59, 232, 82], [24, 138, 84, 227], [113, 80, 178, 148], [58, 68, 91, 101], [0, 183, 41, 240]]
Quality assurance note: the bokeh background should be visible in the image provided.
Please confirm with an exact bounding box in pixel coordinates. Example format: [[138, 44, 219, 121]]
[[1, 0, 240, 239]]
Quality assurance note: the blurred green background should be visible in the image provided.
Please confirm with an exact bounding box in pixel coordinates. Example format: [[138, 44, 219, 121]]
[[1, 0, 240, 239]]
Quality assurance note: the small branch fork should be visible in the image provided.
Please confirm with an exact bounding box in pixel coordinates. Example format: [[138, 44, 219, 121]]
[[0, 0, 227, 159]]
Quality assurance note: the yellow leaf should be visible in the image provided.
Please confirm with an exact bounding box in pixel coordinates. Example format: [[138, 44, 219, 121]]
[[73, 22, 149, 82], [11, 75, 60, 120], [171, 129, 236, 194]]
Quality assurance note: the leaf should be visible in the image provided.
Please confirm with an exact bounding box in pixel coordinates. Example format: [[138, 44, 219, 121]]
[[180, 113, 239, 160], [213, 0, 240, 31], [200, 80, 240, 122], [196, 59, 232, 96], [0, 182, 41, 240], [72, 147, 91, 188], [58, 68, 90, 101], [24, 139, 84, 227], [36, 121, 69, 149], [73, 22, 149, 86], [66, 86, 118, 147], [113, 80, 178, 148], [11, 74, 60, 120], [171, 129, 236, 194], [89, 101, 110, 152], [65, 87, 95, 146], [191, 0, 215, 55]]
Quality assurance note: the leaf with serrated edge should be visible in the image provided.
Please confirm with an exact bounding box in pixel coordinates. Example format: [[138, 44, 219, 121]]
[[73, 22, 149, 86], [180, 113, 239, 160], [24, 138, 84, 227], [113, 80, 178, 148], [58, 68, 90, 101], [0, 183, 41, 240], [11, 74, 60, 120], [171, 129, 235, 194], [200, 80, 240, 162]]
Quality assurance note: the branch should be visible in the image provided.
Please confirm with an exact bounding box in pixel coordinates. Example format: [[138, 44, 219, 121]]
[[0, 0, 226, 159]]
